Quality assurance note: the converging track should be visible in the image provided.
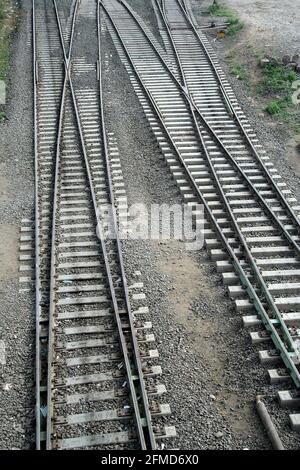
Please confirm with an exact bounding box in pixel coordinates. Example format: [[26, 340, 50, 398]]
[[33, 0, 174, 450], [102, 0, 300, 436]]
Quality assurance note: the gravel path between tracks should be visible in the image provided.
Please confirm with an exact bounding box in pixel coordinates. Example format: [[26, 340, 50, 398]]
[[0, 0, 35, 450]]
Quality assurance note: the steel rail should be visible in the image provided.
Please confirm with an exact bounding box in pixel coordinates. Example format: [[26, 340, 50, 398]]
[[156, 0, 300, 357], [97, 1, 157, 449], [178, 0, 234, 116], [46, 0, 79, 450], [155, 0, 184, 85], [100, 1, 300, 385], [47, 0, 155, 450], [115, 0, 300, 360], [120, 0, 300, 255], [32, 0, 42, 450], [181, 0, 188, 13], [181, 0, 198, 28], [33, 0, 68, 449], [175, 0, 300, 235], [120, 0, 300, 257], [67, 84, 150, 451]]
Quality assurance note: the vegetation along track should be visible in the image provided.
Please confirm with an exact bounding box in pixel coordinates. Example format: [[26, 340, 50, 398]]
[[101, 0, 300, 438], [33, 0, 175, 450]]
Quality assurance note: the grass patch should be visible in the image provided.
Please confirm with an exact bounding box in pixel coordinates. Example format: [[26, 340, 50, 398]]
[[0, 110, 6, 121], [230, 63, 247, 80], [0, 0, 17, 81], [208, 1, 244, 36], [0, 35, 10, 81], [208, 3, 232, 17], [258, 62, 298, 118], [258, 63, 297, 95], [265, 98, 288, 116], [226, 19, 244, 36], [225, 47, 300, 127]]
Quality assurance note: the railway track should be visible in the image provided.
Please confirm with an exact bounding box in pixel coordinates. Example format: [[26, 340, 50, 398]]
[[33, 0, 174, 450], [101, 0, 300, 438]]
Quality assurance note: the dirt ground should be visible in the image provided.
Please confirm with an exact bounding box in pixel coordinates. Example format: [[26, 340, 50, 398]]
[[221, 0, 300, 177], [196, 0, 300, 53]]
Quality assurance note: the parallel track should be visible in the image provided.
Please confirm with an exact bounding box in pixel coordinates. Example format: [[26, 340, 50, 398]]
[[33, 0, 65, 448], [101, 0, 300, 434], [33, 0, 174, 450]]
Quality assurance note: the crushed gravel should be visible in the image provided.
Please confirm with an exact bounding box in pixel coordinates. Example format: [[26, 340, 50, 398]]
[[0, 0, 35, 450]]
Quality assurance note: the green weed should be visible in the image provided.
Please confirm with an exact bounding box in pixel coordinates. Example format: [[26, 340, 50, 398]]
[[258, 63, 297, 95], [0, 0, 17, 80], [208, 1, 244, 36], [265, 99, 288, 115], [230, 63, 247, 80]]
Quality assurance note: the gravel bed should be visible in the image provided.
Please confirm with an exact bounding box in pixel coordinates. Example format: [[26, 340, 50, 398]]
[[0, 0, 35, 450]]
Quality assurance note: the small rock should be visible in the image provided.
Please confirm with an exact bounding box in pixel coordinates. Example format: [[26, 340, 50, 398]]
[[260, 55, 278, 67], [259, 57, 270, 67], [292, 54, 299, 63], [209, 394, 216, 401], [2, 383, 12, 391], [215, 431, 223, 438]]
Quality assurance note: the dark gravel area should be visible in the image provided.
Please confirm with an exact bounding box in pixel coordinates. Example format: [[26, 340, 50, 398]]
[[0, 0, 35, 450]]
